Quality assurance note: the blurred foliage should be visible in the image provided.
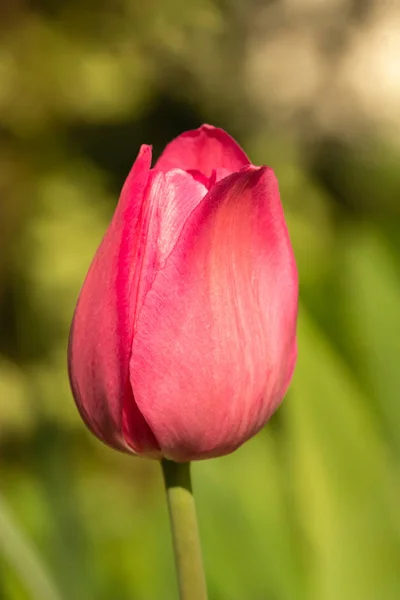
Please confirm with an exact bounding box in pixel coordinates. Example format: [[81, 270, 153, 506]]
[[0, 0, 399, 599]]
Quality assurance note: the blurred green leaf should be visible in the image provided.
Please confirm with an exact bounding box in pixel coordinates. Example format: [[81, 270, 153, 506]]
[[341, 225, 400, 452], [0, 494, 63, 600], [287, 310, 400, 600], [197, 436, 306, 600]]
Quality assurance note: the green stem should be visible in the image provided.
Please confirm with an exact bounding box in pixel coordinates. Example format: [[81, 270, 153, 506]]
[[161, 460, 208, 600]]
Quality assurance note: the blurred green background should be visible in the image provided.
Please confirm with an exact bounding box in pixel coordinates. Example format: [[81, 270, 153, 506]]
[[1, 0, 399, 599]]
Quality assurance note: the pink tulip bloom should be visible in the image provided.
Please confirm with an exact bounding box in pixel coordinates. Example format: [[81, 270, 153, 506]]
[[68, 125, 298, 462]]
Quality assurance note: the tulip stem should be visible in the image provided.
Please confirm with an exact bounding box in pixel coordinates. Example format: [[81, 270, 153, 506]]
[[161, 459, 208, 600]]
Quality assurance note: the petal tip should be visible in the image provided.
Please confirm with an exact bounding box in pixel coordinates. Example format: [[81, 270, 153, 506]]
[[138, 144, 153, 160]]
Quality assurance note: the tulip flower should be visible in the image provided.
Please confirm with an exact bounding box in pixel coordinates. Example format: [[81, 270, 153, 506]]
[[68, 124, 298, 463]]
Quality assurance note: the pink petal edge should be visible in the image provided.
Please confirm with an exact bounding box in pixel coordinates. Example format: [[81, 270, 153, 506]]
[[69, 144, 160, 454], [154, 124, 250, 180]]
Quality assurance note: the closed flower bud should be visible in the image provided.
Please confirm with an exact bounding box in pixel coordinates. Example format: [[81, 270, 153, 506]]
[[68, 125, 298, 461]]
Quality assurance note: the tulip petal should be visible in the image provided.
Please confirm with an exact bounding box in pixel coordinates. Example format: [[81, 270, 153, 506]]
[[154, 124, 250, 179], [68, 145, 161, 455], [129, 165, 298, 461], [122, 169, 208, 449]]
